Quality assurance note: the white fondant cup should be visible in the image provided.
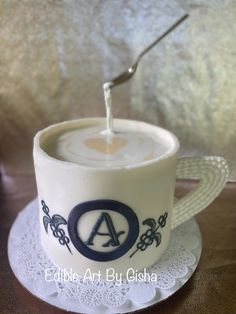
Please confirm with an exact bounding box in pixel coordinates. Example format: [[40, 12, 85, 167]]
[[33, 118, 229, 278]]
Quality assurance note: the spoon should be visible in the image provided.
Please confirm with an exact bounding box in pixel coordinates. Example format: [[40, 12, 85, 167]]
[[106, 14, 189, 88]]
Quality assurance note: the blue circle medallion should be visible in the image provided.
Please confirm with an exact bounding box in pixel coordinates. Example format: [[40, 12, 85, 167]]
[[67, 200, 139, 261]]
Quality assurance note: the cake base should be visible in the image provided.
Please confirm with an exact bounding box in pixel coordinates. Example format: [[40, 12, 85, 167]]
[[8, 198, 202, 313]]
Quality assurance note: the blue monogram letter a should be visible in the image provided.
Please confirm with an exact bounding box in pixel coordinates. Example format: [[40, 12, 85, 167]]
[[85, 212, 125, 247]]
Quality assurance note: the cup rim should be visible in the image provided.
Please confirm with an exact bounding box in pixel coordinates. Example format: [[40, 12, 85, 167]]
[[34, 118, 180, 172]]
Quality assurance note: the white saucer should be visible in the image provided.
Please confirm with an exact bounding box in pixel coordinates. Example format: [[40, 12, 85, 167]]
[[8, 198, 202, 313]]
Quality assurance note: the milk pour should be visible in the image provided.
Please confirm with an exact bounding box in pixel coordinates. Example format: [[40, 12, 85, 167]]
[[103, 82, 114, 138]]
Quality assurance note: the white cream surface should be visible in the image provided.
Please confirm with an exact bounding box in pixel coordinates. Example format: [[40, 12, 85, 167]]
[[45, 125, 171, 169]]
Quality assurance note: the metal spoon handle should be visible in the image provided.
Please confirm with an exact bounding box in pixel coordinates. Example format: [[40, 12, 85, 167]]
[[137, 14, 189, 62], [108, 14, 189, 88]]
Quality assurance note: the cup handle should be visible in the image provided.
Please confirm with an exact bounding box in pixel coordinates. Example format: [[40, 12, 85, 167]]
[[171, 156, 229, 229]]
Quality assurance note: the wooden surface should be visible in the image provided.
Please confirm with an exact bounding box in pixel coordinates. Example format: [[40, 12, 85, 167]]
[[0, 172, 236, 314]]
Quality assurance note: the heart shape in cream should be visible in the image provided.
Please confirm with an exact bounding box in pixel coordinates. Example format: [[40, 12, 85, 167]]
[[84, 137, 127, 154]]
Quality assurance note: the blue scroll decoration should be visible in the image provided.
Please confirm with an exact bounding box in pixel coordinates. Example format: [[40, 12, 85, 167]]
[[41, 200, 72, 254], [130, 212, 168, 258]]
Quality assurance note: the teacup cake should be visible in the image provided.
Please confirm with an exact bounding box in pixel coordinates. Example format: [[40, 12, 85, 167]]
[[34, 118, 178, 278]]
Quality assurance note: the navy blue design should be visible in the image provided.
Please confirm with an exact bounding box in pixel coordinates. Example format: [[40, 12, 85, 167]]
[[84, 212, 125, 247], [68, 200, 139, 261], [130, 212, 168, 258], [41, 200, 72, 254]]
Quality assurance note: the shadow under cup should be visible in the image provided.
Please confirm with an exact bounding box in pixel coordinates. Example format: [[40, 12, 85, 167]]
[[33, 118, 181, 278]]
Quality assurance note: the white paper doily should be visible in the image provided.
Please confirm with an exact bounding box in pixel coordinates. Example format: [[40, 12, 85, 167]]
[[8, 198, 202, 313]]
